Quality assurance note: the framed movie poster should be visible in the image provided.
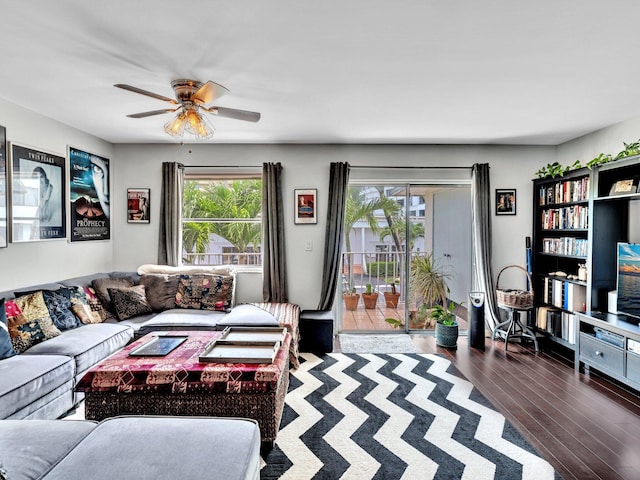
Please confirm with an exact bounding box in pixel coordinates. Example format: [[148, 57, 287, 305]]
[[69, 147, 110, 241], [127, 188, 150, 223], [0, 126, 6, 248], [294, 189, 317, 224], [10, 143, 66, 242], [495, 188, 516, 216]]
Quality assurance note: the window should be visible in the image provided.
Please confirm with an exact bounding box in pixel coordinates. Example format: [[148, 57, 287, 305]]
[[182, 175, 262, 266]]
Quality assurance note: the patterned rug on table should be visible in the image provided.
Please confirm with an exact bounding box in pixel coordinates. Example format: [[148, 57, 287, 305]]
[[261, 353, 561, 480]]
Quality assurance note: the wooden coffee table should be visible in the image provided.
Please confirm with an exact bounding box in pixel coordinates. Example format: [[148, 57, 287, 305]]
[[76, 330, 290, 445]]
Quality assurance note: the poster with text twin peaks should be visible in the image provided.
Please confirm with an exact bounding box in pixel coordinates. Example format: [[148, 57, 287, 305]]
[[69, 147, 110, 242]]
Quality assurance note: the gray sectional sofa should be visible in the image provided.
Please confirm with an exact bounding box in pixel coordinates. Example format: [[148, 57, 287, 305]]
[[0, 415, 261, 480], [0, 266, 297, 421], [0, 272, 137, 420]]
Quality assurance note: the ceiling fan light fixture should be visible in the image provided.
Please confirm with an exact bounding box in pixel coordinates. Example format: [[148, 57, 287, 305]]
[[183, 108, 214, 140], [164, 111, 187, 137]]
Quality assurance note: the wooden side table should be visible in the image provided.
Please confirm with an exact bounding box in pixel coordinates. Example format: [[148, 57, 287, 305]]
[[493, 304, 539, 352]]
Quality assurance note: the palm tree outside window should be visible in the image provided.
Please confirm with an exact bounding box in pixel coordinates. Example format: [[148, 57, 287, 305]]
[[181, 175, 262, 266]]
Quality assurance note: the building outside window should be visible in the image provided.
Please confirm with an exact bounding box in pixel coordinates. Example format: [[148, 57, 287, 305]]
[[181, 175, 262, 266]]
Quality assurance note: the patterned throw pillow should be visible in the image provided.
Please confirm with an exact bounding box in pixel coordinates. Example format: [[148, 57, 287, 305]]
[[175, 274, 234, 311], [0, 299, 17, 359], [108, 285, 153, 320], [140, 274, 179, 311], [60, 285, 92, 306], [91, 277, 135, 313], [0, 461, 8, 480], [8, 295, 61, 353], [71, 304, 103, 324], [13, 291, 51, 322], [40, 290, 81, 330]]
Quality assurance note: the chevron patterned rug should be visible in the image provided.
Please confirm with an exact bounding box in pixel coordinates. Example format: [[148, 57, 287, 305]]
[[261, 353, 560, 480]]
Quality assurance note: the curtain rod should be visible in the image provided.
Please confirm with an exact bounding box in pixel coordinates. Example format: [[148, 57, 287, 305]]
[[182, 165, 263, 169], [349, 166, 472, 170]]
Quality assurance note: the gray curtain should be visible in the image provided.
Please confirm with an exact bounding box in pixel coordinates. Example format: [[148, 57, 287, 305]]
[[158, 162, 184, 266], [317, 162, 350, 310], [262, 162, 287, 302], [472, 163, 500, 329]]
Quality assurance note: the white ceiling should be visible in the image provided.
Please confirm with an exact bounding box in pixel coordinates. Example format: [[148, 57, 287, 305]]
[[2, 1, 640, 145]]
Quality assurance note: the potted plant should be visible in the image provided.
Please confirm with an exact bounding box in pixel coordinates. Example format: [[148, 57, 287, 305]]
[[409, 253, 451, 312], [343, 286, 360, 311], [432, 301, 459, 348], [362, 283, 378, 309], [383, 280, 400, 308]]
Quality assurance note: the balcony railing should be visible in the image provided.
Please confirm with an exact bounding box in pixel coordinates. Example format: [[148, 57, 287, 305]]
[[182, 252, 262, 266]]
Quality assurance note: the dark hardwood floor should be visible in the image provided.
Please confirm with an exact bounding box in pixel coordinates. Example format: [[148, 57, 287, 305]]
[[334, 334, 640, 480]]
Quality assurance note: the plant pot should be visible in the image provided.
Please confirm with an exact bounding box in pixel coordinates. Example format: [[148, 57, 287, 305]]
[[383, 292, 400, 308], [435, 322, 459, 349], [362, 293, 378, 309], [343, 293, 360, 311]]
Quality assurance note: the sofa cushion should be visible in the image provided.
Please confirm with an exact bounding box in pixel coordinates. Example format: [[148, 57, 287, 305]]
[[0, 354, 74, 419], [0, 419, 96, 480], [40, 416, 261, 480], [22, 323, 134, 377], [175, 274, 233, 311], [0, 299, 16, 360], [7, 300, 61, 354], [108, 285, 153, 320], [217, 304, 280, 327], [139, 274, 179, 311], [91, 276, 135, 313]]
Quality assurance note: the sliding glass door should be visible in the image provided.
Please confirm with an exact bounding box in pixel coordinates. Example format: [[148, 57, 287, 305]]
[[339, 181, 471, 334]]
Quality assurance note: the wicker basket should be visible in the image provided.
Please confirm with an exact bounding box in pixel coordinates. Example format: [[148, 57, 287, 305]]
[[496, 265, 534, 309]]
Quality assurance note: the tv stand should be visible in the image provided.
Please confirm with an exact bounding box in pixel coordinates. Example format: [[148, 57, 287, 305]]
[[576, 311, 640, 391]]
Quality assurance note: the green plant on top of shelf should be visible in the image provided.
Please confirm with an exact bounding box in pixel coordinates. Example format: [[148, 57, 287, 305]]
[[536, 160, 582, 179], [536, 137, 640, 179], [586, 152, 613, 170], [614, 140, 640, 160]]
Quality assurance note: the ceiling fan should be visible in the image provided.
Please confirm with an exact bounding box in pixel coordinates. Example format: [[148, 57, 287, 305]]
[[114, 79, 261, 140]]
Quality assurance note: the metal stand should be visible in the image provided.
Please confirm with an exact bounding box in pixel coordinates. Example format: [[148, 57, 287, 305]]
[[492, 304, 538, 352]]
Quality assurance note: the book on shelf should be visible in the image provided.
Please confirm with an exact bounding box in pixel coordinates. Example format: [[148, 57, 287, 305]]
[[541, 237, 587, 256], [535, 306, 576, 344], [543, 277, 587, 312], [538, 176, 590, 205], [541, 205, 588, 230]]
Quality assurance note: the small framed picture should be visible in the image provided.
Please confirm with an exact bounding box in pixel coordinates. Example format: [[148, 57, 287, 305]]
[[127, 188, 150, 223], [294, 189, 317, 224], [496, 189, 516, 215]]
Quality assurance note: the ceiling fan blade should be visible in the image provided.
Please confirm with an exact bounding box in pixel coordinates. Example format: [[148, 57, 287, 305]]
[[126, 108, 179, 118], [192, 81, 229, 105], [205, 106, 261, 123], [114, 84, 178, 104]]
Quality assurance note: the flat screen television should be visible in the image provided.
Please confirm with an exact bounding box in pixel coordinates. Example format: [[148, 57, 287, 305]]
[[617, 242, 640, 320]]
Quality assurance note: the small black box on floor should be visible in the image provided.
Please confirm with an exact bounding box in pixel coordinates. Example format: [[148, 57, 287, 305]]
[[299, 310, 334, 353]]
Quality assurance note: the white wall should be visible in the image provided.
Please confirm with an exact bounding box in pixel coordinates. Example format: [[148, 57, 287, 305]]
[[113, 143, 552, 309], [0, 99, 114, 291], [557, 116, 640, 165]]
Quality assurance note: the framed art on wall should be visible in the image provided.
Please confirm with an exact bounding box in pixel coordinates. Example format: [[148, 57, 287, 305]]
[[495, 188, 516, 215], [69, 147, 110, 241], [0, 126, 6, 248], [294, 189, 317, 224], [127, 188, 150, 223], [10, 143, 66, 242]]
